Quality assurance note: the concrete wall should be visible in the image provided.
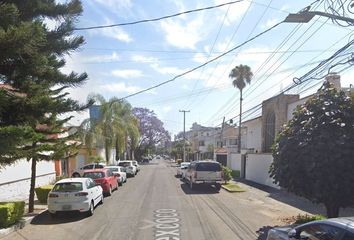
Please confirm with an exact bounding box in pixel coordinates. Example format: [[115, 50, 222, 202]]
[[0, 159, 56, 201], [245, 154, 279, 189], [229, 153, 241, 171], [242, 117, 262, 152]]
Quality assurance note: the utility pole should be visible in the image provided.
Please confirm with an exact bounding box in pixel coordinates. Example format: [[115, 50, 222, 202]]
[[220, 117, 225, 148], [179, 110, 190, 162]]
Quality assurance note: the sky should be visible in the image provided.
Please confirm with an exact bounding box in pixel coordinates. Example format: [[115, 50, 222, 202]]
[[58, 0, 354, 137]]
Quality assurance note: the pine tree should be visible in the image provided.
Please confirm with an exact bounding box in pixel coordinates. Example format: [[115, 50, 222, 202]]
[[0, 0, 91, 212]]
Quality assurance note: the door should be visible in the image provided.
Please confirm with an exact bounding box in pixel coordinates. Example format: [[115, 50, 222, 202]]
[[216, 154, 227, 166]]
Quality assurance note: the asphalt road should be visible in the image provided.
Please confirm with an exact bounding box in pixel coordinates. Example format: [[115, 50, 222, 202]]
[[2, 158, 283, 240]]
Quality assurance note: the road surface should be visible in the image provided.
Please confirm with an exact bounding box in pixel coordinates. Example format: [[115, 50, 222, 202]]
[[3, 158, 288, 240]]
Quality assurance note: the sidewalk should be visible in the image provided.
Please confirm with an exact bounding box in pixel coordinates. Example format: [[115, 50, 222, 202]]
[[232, 178, 354, 220], [0, 200, 47, 238]]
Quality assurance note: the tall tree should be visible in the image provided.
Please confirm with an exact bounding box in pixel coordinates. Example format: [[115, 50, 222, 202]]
[[229, 64, 253, 153], [270, 81, 354, 218], [0, 0, 90, 212], [79, 95, 139, 163], [133, 108, 171, 159]]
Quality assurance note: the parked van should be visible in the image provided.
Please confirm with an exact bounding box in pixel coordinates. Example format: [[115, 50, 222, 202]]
[[185, 161, 223, 191]]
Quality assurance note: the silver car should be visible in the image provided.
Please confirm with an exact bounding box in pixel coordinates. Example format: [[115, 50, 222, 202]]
[[267, 217, 354, 240]]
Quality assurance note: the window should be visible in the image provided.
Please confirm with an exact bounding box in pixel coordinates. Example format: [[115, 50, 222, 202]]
[[83, 172, 104, 179], [199, 141, 205, 146], [264, 112, 275, 152], [196, 162, 222, 171], [299, 224, 342, 240], [53, 182, 83, 192], [83, 164, 94, 170], [229, 139, 237, 145]]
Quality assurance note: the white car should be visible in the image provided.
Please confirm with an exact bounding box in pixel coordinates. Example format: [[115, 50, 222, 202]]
[[71, 163, 106, 177], [118, 161, 137, 177], [47, 178, 103, 217], [105, 166, 127, 186], [177, 162, 190, 179], [132, 160, 140, 172]]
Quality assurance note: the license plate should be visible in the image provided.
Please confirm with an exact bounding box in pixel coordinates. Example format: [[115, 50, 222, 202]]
[[62, 205, 71, 210]]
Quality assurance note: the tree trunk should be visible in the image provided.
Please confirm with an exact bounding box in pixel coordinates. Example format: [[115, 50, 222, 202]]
[[238, 89, 243, 153], [28, 156, 37, 213], [105, 141, 110, 164], [325, 202, 340, 218], [115, 138, 119, 161]]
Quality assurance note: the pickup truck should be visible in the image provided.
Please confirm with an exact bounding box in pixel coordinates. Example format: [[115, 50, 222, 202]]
[[184, 161, 223, 192]]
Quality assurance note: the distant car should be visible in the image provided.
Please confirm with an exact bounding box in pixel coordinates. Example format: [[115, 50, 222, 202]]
[[266, 217, 354, 240], [47, 178, 103, 217], [185, 161, 223, 191], [83, 169, 118, 196], [71, 163, 106, 177], [132, 160, 140, 172], [118, 161, 137, 177], [177, 162, 190, 178], [142, 157, 150, 163], [105, 166, 127, 186]]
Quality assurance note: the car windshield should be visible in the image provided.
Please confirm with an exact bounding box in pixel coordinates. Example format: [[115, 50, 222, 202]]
[[108, 167, 118, 172], [52, 182, 83, 192], [83, 172, 105, 179], [196, 163, 222, 171]]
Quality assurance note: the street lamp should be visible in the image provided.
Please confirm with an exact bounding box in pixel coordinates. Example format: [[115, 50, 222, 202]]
[[284, 10, 354, 24]]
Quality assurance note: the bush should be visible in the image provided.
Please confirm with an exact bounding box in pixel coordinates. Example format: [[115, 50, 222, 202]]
[[294, 214, 326, 224], [222, 166, 232, 183], [35, 185, 54, 203], [231, 170, 240, 178], [0, 201, 25, 228]]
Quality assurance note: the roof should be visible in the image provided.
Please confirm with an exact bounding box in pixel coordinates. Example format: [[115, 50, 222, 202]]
[[56, 178, 90, 184]]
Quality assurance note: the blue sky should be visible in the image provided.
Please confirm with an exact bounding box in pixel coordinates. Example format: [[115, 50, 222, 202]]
[[57, 0, 354, 137]]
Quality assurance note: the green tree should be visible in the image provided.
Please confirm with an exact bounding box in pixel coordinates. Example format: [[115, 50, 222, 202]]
[[0, 0, 89, 213], [229, 64, 253, 153], [270, 81, 354, 218], [79, 94, 139, 163]]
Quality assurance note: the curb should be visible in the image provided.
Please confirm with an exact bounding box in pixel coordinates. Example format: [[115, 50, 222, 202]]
[[0, 208, 47, 238]]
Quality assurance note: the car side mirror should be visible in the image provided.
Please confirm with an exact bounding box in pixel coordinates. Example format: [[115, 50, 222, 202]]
[[288, 229, 298, 239]]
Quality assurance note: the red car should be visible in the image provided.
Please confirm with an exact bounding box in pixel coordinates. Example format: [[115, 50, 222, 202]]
[[83, 169, 118, 196]]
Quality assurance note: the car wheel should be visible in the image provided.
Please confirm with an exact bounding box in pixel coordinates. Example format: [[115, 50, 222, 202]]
[[215, 184, 221, 192], [87, 201, 94, 216], [72, 172, 80, 177], [108, 186, 112, 196], [118, 181, 123, 186], [100, 195, 104, 205]]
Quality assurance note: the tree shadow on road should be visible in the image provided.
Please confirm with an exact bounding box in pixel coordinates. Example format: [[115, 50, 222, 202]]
[[30, 210, 87, 225], [180, 183, 220, 195]]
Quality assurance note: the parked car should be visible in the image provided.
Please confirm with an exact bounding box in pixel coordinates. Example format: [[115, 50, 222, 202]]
[[118, 161, 137, 177], [47, 178, 103, 217], [267, 217, 354, 240], [105, 166, 127, 186], [71, 162, 106, 177], [185, 161, 223, 191], [177, 162, 190, 179], [83, 169, 118, 196], [132, 160, 140, 172]]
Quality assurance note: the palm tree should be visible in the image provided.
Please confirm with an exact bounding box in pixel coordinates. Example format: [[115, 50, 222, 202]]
[[229, 64, 253, 153], [79, 94, 140, 163]]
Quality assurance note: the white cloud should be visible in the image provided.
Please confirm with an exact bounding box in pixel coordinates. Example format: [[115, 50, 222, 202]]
[[111, 69, 143, 78], [99, 26, 132, 43], [193, 52, 209, 63], [131, 55, 158, 63], [83, 52, 120, 63], [261, 18, 280, 29], [150, 63, 184, 75], [160, 15, 205, 49], [100, 82, 141, 94], [214, 0, 252, 25], [163, 106, 172, 112], [92, 0, 132, 14]]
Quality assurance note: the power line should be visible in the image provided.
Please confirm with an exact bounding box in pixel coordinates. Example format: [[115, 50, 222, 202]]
[[74, 0, 244, 30], [115, 20, 283, 101]]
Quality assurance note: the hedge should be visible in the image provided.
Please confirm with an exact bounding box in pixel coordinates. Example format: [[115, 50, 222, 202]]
[[35, 185, 54, 203], [0, 201, 25, 228]]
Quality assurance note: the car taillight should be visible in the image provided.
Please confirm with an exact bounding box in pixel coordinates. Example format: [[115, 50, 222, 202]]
[[48, 193, 58, 198], [75, 192, 88, 197]]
